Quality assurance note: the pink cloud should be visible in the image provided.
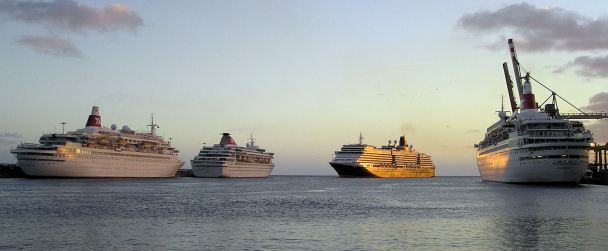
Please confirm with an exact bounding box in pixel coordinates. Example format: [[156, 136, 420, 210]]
[[0, 0, 143, 32], [17, 35, 82, 57]]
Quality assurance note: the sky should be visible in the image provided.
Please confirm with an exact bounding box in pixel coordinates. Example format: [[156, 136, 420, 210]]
[[0, 0, 607, 176]]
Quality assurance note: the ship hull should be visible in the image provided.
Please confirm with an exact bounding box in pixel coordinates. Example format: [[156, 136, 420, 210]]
[[17, 159, 182, 178], [330, 162, 435, 178], [477, 149, 588, 183], [192, 162, 274, 178], [14, 149, 183, 178]]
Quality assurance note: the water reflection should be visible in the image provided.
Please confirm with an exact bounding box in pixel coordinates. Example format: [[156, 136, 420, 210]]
[[0, 177, 606, 250], [485, 183, 593, 249]]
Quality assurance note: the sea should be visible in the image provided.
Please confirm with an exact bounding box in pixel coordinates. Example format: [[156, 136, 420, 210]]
[[1, 176, 607, 250]]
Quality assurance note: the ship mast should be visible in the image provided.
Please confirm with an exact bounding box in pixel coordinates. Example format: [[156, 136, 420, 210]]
[[502, 62, 518, 112], [248, 133, 256, 146], [147, 113, 159, 136], [508, 39, 524, 99], [358, 132, 364, 145]]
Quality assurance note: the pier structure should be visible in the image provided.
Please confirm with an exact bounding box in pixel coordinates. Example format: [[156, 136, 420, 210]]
[[0, 164, 26, 178], [583, 144, 608, 185], [590, 144, 608, 173]]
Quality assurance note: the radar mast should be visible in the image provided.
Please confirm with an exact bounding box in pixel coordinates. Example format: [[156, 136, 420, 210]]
[[147, 113, 159, 136], [248, 133, 256, 147]]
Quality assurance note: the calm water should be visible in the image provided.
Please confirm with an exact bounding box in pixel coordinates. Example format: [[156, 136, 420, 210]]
[[1, 176, 607, 250]]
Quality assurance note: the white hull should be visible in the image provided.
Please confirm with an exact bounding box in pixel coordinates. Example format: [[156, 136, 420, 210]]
[[192, 161, 273, 178], [477, 146, 588, 183], [11, 105, 184, 178], [475, 38, 593, 184], [16, 149, 183, 178]]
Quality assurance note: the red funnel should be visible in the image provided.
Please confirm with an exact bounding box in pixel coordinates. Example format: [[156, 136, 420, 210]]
[[85, 106, 101, 127]]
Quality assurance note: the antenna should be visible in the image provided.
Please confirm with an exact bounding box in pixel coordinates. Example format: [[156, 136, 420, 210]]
[[147, 113, 159, 136], [359, 132, 364, 145], [496, 95, 509, 119], [248, 133, 256, 146]]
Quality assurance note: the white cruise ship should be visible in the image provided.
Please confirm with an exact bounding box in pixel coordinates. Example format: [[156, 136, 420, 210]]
[[330, 134, 435, 178], [475, 39, 593, 183], [191, 133, 274, 178], [11, 106, 184, 177]]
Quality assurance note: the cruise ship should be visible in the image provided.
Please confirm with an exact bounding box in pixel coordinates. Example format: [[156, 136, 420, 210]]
[[10, 106, 184, 177], [329, 134, 435, 178], [475, 39, 593, 183], [191, 133, 274, 178]]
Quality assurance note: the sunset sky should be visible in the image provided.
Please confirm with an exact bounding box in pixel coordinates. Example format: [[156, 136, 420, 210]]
[[1, 0, 607, 175]]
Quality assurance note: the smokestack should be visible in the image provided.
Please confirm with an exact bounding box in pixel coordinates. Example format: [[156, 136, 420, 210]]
[[219, 133, 237, 146], [521, 74, 536, 110], [399, 136, 407, 147], [85, 106, 101, 127]]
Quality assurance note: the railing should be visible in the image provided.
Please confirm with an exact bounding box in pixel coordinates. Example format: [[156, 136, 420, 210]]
[[558, 113, 608, 119]]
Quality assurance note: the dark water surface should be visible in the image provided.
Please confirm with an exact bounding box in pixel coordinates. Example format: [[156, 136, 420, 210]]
[[1, 176, 607, 250]]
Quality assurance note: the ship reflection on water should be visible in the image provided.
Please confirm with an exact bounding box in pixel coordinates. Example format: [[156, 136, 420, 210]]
[[484, 183, 599, 249]]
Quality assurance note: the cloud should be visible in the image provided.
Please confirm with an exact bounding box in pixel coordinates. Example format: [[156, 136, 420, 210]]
[[0, 132, 22, 146], [17, 35, 82, 57], [0, 0, 143, 57], [588, 122, 608, 144], [459, 3, 608, 79], [458, 3, 608, 52], [580, 93, 608, 143], [557, 55, 608, 78], [582, 92, 608, 113], [0, 0, 143, 33]]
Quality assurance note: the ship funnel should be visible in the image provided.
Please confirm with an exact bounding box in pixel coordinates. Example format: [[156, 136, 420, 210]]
[[399, 136, 407, 147], [85, 106, 101, 128], [219, 133, 237, 146], [521, 73, 536, 110]]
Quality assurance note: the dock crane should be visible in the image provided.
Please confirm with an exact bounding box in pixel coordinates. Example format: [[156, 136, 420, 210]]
[[502, 39, 608, 120]]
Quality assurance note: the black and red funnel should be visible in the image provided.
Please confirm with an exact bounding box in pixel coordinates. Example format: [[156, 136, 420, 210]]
[[219, 133, 236, 146], [85, 106, 101, 128]]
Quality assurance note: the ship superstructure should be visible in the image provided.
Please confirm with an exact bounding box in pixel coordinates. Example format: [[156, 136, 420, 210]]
[[330, 133, 435, 178], [475, 39, 594, 183], [191, 133, 274, 178], [11, 106, 184, 177]]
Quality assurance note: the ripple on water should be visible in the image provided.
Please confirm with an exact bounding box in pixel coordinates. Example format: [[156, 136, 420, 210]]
[[0, 176, 606, 250]]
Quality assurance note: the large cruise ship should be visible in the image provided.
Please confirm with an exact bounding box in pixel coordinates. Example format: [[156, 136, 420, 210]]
[[475, 39, 593, 183], [329, 134, 435, 178], [11, 106, 184, 177], [191, 133, 274, 178]]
